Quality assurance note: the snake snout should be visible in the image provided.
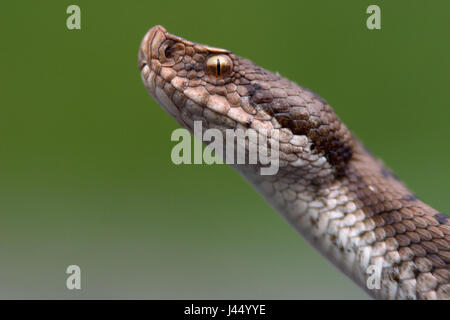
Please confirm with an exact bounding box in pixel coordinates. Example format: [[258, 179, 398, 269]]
[[139, 25, 167, 70]]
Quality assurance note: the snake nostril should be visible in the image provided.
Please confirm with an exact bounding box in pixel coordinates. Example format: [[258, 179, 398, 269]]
[[162, 41, 185, 64], [164, 45, 173, 59]]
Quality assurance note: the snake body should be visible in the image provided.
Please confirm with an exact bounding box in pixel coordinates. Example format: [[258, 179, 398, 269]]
[[138, 25, 450, 299]]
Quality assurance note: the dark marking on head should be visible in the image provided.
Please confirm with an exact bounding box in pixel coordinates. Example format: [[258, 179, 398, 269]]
[[270, 99, 290, 113], [246, 85, 256, 96], [380, 167, 400, 181], [412, 267, 420, 278], [388, 270, 400, 283], [248, 84, 273, 104], [435, 213, 450, 225], [260, 104, 274, 116], [311, 177, 322, 186], [402, 194, 418, 202]]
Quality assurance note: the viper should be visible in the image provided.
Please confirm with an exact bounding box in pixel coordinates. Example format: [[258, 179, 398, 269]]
[[138, 25, 449, 300]]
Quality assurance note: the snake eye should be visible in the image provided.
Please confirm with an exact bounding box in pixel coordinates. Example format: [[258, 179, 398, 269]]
[[206, 55, 233, 78]]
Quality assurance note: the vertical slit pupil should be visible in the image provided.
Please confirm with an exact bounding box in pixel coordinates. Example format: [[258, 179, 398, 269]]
[[216, 59, 221, 76]]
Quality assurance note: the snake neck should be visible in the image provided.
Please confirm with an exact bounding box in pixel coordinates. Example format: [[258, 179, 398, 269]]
[[236, 141, 449, 300]]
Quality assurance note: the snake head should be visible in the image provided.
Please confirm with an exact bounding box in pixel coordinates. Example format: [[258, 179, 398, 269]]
[[139, 25, 353, 180], [138, 25, 252, 127]]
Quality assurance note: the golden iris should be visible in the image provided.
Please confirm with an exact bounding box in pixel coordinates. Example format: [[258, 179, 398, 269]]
[[206, 55, 233, 78]]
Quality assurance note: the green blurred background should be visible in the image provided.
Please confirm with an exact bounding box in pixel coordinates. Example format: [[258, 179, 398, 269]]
[[0, 1, 449, 299]]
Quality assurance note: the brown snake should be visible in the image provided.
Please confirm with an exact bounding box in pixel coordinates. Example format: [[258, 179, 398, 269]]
[[138, 25, 450, 300]]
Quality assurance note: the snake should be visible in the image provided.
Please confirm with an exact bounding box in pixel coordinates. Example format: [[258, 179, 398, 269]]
[[138, 25, 449, 300]]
